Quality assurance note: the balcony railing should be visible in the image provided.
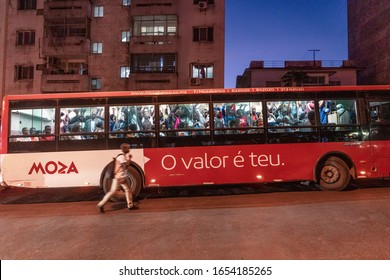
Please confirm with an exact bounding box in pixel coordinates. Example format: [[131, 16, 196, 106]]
[[254, 60, 353, 69], [41, 73, 90, 93]]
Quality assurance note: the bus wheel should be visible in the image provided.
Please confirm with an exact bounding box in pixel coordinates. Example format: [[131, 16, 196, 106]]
[[101, 166, 143, 202], [318, 156, 350, 191]]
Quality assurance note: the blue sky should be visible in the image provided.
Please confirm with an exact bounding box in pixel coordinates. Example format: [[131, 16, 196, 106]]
[[224, 0, 348, 88]]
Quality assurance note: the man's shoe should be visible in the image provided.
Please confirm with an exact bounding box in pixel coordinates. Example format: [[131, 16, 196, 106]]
[[96, 205, 104, 213]]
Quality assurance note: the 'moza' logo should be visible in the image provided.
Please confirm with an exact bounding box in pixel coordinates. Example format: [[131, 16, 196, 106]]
[[28, 161, 79, 174]]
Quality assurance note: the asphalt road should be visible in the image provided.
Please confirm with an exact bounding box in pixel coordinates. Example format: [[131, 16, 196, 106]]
[[1, 181, 390, 260]]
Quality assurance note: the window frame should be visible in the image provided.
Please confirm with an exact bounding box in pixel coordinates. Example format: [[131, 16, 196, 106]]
[[193, 27, 214, 42], [18, 0, 37, 10], [120, 66, 130, 78], [121, 31, 131, 42], [14, 65, 34, 81], [91, 78, 102, 90], [191, 63, 214, 79], [16, 30, 36, 46], [91, 42, 103, 54], [122, 0, 131, 6], [93, 6, 104, 17]]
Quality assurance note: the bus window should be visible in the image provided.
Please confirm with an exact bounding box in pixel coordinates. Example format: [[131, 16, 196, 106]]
[[160, 103, 209, 135], [9, 108, 55, 142], [370, 101, 390, 123], [59, 107, 105, 140], [266, 101, 301, 129], [107, 105, 156, 148], [317, 99, 358, 126], [158, 103, 210, 147], [319, 99, 359, 142], [370, 101, 390, 141], [213, 102, 263, 135], [108, 105, 155, 138], [266, 100, 318, 143]]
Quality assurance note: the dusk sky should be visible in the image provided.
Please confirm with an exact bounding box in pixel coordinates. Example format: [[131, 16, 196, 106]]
[[224, 0, 348, 88]]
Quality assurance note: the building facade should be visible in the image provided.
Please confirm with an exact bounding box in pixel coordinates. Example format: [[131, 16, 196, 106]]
[[348, 0, 390, 85], [236, 60, 358, 88], [0, 0, 224, 99]]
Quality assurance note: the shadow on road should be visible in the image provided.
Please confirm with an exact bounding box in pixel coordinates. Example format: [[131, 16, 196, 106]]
[[1, 179, 389, 205]]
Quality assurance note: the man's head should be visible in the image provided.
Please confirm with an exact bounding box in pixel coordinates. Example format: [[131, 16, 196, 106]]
[[120, 143, 130, 153], [44, 125, 52, 134], [22, 127, 29, 135]]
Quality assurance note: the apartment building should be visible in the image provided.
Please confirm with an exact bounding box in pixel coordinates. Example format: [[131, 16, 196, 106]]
[[348, 0, 390, 85], [0, 0, 225, 99], [236, 60, 358, 88]]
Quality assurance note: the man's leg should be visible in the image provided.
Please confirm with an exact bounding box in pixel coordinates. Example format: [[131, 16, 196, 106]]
[[96, 179, 118, 212], [119, 180, 133, 209]]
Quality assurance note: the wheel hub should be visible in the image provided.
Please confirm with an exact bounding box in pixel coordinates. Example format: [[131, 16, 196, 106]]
[[321, 166, 340, 183]]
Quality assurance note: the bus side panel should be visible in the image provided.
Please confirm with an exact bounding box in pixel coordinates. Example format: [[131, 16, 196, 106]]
[[143, 143, 371, 187]]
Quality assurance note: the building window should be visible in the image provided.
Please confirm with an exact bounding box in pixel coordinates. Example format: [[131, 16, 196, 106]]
[[266, 81, 282, 87], [306, 76, 325, 86], [16, 30, 35, 46], [193, 0, 214, 4], [123, 0, 131, 6], [330, 81, 341, 86], [131, 53, 176, 73], [15, 65, 34, 80], [18, 0, 37, 10], [193, 27, 213, 42], [121, 31, 131, 42], [191, 64, 213, 79], [120, 67, 130, 78], [92, 43, 103, 54], [93, 6, 104, 17], [91, 78, 102, 90], [133, 15, 177, 36]]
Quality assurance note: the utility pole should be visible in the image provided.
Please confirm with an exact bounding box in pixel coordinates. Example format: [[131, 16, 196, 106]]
[[308, 49, 320, 67]]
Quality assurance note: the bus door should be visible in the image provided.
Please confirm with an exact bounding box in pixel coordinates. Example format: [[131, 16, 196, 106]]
[[369, 101, 390, 177]]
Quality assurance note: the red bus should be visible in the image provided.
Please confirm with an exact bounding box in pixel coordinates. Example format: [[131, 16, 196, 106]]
[[1, 85, 389, 199]]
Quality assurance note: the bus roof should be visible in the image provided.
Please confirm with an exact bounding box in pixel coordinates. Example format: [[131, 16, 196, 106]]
[[3, 85, 390, 102]]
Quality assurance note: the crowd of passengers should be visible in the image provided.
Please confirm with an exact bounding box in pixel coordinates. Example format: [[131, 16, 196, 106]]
[[14, 100, 357, 141], [267, 100, 355, 131], [111, 104, 265, 136]]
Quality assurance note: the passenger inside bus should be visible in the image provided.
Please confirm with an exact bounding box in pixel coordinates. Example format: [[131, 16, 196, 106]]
[[16, 127, 30, 142], [40, 125, 55, 141], [29, 127, 39, 141]]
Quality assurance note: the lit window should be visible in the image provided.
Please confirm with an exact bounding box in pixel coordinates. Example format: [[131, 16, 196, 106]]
[[120, 67, 130, 78], [91, 78, 102, 90], [121, 31, 131, 42], [191, 64, 213, 79], [123, 0, 131, 6], [92, 42, 103, 54], [132, 15, 178, 36], [131, 53, 176, 74], [93, 6, 104, 17]]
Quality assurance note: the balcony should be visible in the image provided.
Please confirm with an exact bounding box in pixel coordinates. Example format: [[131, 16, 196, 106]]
[[131, 0, 178, 13], [41, 73, 90, 93], [128, 73, 177, 90], [44, 0, 91, 19], [42, 37, 90, 56], [131, 36, 178, 52]]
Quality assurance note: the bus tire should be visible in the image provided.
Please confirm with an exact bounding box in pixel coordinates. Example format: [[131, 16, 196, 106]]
[[318, 156, 350, 191], [101, 165, 143, 202]]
